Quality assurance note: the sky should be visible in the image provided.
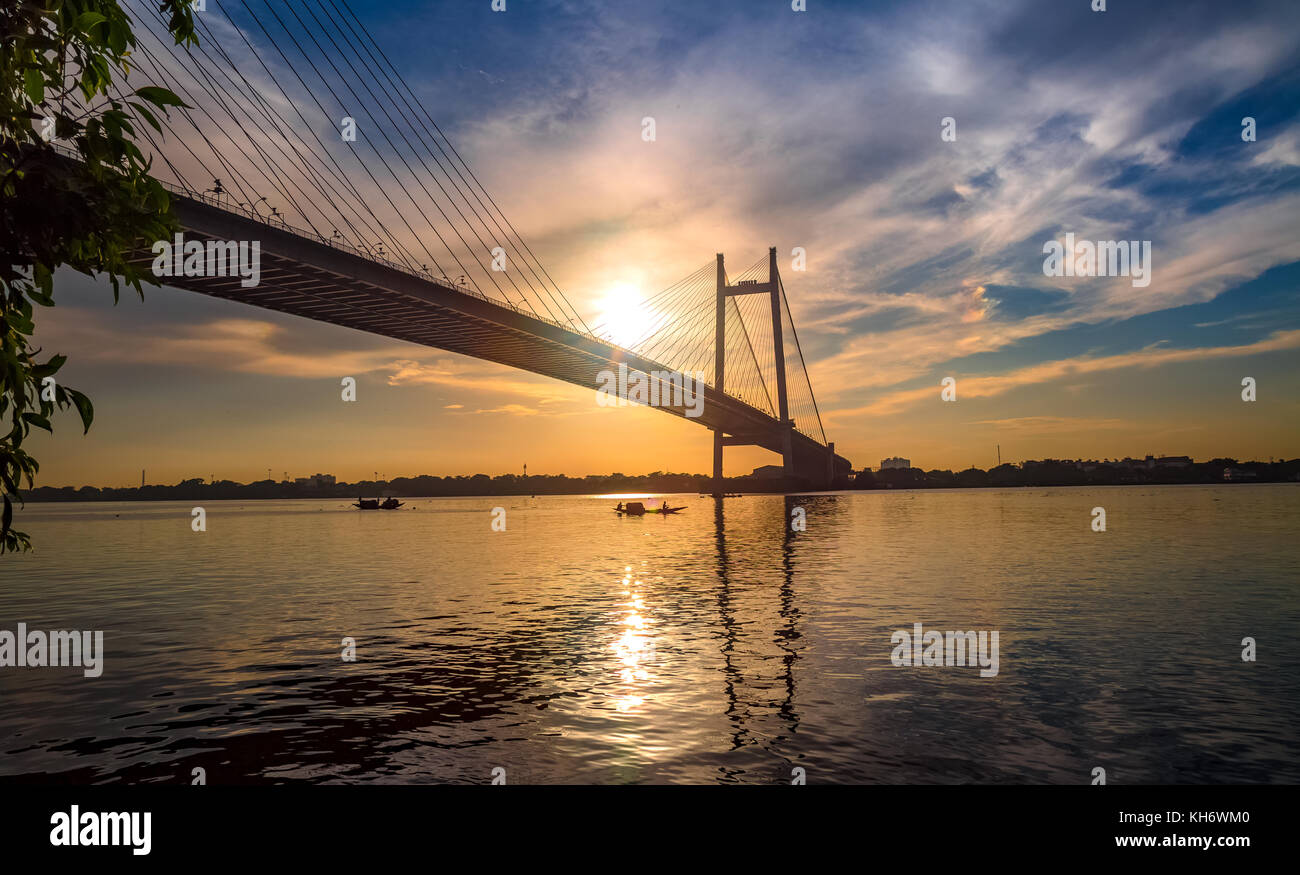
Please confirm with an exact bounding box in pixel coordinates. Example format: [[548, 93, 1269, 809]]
[[28, 0, 1300, 486]]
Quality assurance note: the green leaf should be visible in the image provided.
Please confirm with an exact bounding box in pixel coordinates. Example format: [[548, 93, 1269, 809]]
[[23, 69, 45, 105], [22, 413, 53, 433], [133, 86, 186, 108], [77, 11, 108, 32], [128, 101, 162, 133], [5, 309, 35, 335], [33, 263, 53, 298], [108, 19, 129, 54], [65, 388, 95, 434], [28, 285, 56, 307], [32, 354, 67, 378]]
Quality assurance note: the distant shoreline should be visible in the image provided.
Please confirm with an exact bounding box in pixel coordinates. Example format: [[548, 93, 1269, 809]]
[[17, 480, 1299, 506], [21, 458, 1299, 502]]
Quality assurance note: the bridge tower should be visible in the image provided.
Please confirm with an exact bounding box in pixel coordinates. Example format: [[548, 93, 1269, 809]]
[[712, 246, 797, 496]]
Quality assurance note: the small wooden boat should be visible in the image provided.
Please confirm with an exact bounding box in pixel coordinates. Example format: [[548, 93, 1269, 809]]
[[354, 498, 380, 510], [614, 501, 685, 515]]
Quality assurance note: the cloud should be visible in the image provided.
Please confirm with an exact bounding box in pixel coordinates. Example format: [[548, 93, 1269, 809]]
[[968, 416, 1128, 435], [420, 0, 1300, 427], [381, 358, 580, 405], [37, 306, 585, 408], [829, 328, 1300, 420], [470, 404, 541, 416]]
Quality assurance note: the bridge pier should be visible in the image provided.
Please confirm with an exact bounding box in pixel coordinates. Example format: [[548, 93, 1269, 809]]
[[712, 429, 724, 496]]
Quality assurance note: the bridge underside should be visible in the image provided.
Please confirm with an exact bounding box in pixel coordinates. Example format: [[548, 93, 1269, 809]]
[[128, 197, 852, 486]]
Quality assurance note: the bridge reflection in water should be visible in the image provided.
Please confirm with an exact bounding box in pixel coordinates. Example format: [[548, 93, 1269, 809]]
[[712, 496, 806, 761]]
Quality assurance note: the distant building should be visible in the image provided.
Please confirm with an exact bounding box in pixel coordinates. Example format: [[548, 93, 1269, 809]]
[[750, 464, 784, 479], [1154, 455, 1193, 468], [1223, 467, 1257, 482], [880, 457, 911, 470]]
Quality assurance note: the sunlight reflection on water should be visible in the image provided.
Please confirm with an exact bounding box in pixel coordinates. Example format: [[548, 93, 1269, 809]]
[[1, 485, 1297, 784]]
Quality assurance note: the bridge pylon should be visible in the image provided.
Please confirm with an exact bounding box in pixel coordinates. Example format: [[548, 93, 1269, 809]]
[[712, 246, 802, 496]]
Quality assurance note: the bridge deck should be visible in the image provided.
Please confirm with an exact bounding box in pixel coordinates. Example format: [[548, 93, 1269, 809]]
[[128, 195, 852, 478]]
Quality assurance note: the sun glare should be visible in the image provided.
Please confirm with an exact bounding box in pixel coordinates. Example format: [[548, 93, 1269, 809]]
[[597, 282, 646, 348]]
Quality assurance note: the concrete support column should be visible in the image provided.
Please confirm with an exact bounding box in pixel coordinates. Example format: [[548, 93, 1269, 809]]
[[713, 430, 724, 495], [713, 253, 726, 496], [769, 246, 793, 475]]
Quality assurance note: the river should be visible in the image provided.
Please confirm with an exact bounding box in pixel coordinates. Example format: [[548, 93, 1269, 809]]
[[1, 484, 1296, 784]]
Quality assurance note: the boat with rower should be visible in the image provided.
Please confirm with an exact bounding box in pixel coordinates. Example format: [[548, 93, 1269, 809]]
[[354, 497, 404, 510], [613, 501, 686, 516]]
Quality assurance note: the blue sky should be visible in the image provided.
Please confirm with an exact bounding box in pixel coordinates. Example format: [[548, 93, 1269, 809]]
[[28, 0, 1300, 483]]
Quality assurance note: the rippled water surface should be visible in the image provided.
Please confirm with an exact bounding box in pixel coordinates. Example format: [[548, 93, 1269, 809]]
[[1, 485, 1297, 784]]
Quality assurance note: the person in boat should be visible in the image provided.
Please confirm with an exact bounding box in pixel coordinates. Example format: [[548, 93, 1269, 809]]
[[616, 502, 624, 512], [661, 500, 669, 512]]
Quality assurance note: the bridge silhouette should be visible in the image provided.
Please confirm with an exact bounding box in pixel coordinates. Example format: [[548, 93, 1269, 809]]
[[106, 0, 852, 488]]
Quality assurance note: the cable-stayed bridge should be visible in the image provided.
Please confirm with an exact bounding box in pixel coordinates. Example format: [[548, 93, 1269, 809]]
[[104, 0, 851, 488]]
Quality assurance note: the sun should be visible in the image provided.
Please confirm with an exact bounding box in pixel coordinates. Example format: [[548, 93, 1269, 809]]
[[596, 282, 645, 348]]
